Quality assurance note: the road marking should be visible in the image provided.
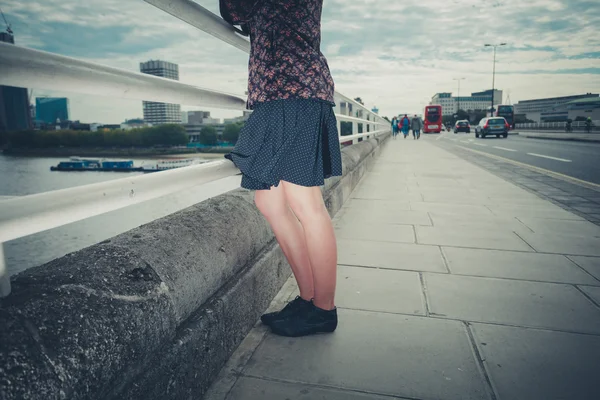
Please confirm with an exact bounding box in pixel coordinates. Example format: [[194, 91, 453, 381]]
[[460, 140, 470, 143], [493, 146, 517, 152], [436, 134, 444, 141], [473, 143, 487, 147], [527, 153, 572, 162], [455, 146, 600, 190]]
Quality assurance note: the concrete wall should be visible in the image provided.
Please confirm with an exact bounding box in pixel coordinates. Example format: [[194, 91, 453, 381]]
[[0, 133, 389, 400]]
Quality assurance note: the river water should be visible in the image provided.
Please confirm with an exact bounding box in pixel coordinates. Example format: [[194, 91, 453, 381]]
[[0, 154, 241, 276]]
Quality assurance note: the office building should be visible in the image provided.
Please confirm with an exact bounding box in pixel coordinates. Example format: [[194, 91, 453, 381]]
[[0, 32, 31, 133], [514, 93, 599, 122], [36, 97, 69, 124], [431, 89, 503, 116], [140, 60, 181, 125], [224, 111, 251, 124]]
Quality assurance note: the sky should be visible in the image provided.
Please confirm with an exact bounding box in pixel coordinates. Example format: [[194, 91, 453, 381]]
[[2, 0, 600, 123]]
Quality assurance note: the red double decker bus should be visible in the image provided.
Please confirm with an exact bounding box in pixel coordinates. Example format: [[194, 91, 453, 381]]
[[495, 105, 515, 129], [424, 105, 442, 133]]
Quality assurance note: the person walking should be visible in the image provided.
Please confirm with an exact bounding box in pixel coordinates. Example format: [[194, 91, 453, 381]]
[[400, 114, 410, 138], [391, 116, 399, 139], [220, 0, 341, 337], [411, 114, 422, 140]]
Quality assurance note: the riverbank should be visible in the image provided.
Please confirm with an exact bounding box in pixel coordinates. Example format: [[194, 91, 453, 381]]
[[1, 146, 234, 158]]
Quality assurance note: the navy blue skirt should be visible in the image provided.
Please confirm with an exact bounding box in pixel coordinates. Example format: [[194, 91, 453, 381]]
[[225, 98, 343, 190]]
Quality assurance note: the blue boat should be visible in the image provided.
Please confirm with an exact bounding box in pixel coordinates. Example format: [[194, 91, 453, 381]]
[[50, 157, 143, 172]]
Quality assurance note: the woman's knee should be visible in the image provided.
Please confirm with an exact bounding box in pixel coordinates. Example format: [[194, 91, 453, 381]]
[[254, 186, 287, 220], [282, 183, 327, 223]]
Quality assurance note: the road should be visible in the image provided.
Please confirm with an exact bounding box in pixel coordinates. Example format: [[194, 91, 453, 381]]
[[437, 133, 600, 185]]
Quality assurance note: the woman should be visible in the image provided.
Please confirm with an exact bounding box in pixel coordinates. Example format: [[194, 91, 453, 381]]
[[220, 0, 342, 337], [391, 116, 398, 139]]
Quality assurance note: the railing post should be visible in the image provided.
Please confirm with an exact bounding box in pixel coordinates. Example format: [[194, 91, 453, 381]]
[[0, 243, 10, 298], [352, 121, 358, 145]]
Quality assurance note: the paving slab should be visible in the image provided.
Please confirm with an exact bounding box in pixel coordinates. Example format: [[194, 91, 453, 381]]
[[489, 204, 584, 220], [470, 323, 600, 400], [568, 255, 600, 280], [334, 219, 415, 243], [516, 217, 600, 237], [226, 376, 409, 400], [243, 309, 492, 400], [428, 213, 531, 234], [336, 265, 425, 315], [416, 226, 533, 252], [351, 187, 423, 201], [340, 207, 432, 226], [516, 231, 600, 256], [424, 273, 600, 333], [341, 198, 411, 211], [442, 247, 600, 285], [409, 201, 495, 216], [578, 285, 600, 306], [337, 238, 447, 272]]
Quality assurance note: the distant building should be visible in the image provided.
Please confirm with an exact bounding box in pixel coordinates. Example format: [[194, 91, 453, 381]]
[[0, 32, 31, 133], [431, 89, 503, 116], [371, 106, 379, 114], [223, 111, 251, 124], [185, 123, 226, 142], [140, 60, 181, 125], [36, 97, 69, 124], [121, 118, 149, 130], [514, 93, 599, 123]]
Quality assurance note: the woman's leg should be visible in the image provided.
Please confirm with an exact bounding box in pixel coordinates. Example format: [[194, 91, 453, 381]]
[[281, 181, 337, 311], [255, 183, 315, 301]]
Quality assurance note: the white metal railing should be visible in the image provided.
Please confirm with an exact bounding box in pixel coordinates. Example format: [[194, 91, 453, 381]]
[[0, 1, 389, 297], [516, 120, 599, 132]]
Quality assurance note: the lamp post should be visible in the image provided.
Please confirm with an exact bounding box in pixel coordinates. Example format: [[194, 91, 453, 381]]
[[484, 43, 506, 116], [453, 77, 465, 118]]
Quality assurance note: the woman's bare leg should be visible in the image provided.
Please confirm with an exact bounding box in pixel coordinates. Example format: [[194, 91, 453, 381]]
[[281, 181, 337, 311], [254, 183, 314, 301]]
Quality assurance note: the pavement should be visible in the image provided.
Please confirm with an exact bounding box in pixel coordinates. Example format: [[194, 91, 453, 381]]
[[204, 136, 600, 400], [437, 133, 600, 185], [516, 130, 600, 142]]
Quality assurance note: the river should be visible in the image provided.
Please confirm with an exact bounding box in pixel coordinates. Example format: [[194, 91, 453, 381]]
[[0, 154, 241, 276]]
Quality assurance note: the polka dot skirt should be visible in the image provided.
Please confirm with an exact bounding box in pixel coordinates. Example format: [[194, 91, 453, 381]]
[[225, 98, 343, 190]]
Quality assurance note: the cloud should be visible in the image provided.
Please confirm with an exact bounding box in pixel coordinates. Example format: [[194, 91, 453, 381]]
[[2, 0, 599, 121]]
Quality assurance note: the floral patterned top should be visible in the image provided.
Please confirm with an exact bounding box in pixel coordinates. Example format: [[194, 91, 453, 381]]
[[220, 0, 335, 109]]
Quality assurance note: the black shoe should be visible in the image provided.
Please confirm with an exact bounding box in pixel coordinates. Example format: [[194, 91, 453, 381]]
[[261, 296, 312, 326], [270, 303, 338, 337]]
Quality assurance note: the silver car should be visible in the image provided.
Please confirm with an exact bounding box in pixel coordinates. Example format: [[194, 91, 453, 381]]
[[475, 117, 509, 138]]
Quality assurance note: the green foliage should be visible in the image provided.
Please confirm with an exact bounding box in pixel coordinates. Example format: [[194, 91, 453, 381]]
[[199, 125, 218, 145], [222, 122, 244, 144], [3, 124, 188, 148]]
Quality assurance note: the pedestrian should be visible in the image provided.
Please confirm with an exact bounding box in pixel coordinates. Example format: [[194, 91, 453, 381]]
[[411, 114, 422, 140], [401, 114, 410, 138], [391, 116, 399, 139], [221, 0, 341, 337]]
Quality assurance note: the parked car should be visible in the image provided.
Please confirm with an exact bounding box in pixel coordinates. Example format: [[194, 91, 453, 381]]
[[454, 120, 470, 133], [475, 117, 509, 138]]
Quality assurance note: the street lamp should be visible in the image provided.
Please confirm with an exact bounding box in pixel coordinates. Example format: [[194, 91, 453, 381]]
[[484, 43, 506, 116], [453, 77, 465, 117]]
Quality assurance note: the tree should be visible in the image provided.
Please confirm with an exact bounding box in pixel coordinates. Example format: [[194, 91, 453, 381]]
[[222, 122, 243, 144], [383, 116, 390, 122], [199, 125, 218, 145], [354, 97, 364, 105]]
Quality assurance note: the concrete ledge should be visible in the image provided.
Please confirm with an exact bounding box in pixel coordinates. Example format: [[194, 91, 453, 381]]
[[517, 131, 600, 143], [0, 132, 390, 399]]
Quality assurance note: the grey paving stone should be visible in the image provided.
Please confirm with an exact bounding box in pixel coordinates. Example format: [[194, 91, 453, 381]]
[[470, 323, 600, 400], [578, 285, 600, 306], [226, 376, 409, 400], [342, 198, 411, 211], [244, 309, 492, 400], [490, 204, 584, 220], [336, 265, 425, 315], [424, 274, 600, 334], [337, 239, 447, 272], [339, 207, 432, 226], [334, 220, 415, 243], [568, 255, 600, 281], [415, 226, 533, 252], [429, 213, 530, 234], [516, 231, 600, 256], [351, 187, 423, 202], [410, 201, 495, 216], [516, 217, 600, 237], [442, 247, 600, 285]]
